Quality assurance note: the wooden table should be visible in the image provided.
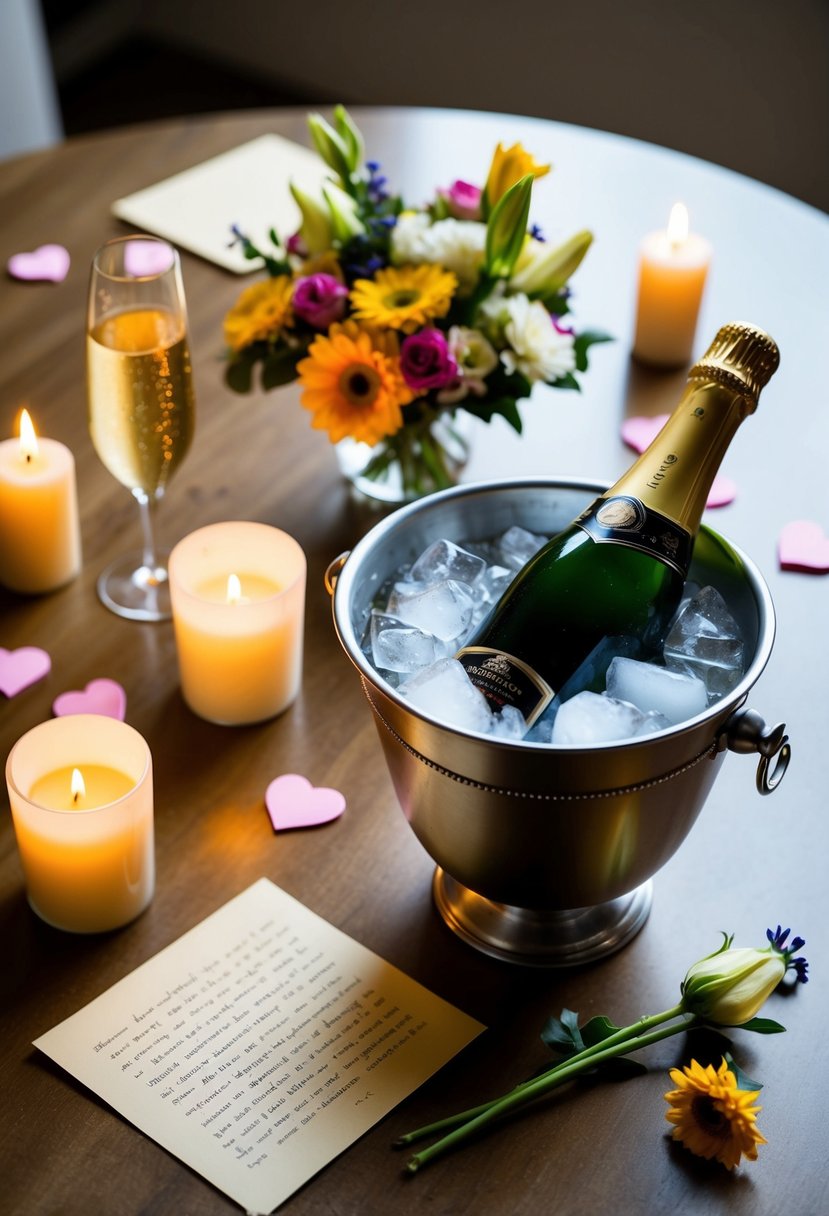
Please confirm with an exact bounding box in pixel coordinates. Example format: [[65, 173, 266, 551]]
[[1, 107, 827, 1216]]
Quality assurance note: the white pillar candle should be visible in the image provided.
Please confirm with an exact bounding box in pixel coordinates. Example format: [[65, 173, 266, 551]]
[[0, 409, 82, 593], [5, 715, 154, 933], [168, 521, 306, 725], [632, 203, 712, 368]]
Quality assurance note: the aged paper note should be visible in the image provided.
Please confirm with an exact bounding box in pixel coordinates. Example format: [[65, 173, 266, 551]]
[[35, 879, 484, 1213], [112, 133, 328, 273]]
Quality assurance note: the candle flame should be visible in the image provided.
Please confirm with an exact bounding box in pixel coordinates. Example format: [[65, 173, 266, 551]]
[[18, 408, 39, 461], [226, 573, 242, 604], [71, 768, 86, 803], [667, 202, 689, 248]]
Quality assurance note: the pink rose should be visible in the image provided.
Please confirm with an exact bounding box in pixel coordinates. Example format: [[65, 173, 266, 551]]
[[400, 329, 458, 391], [292, 273, 348, 329], [438, 179, 483, 221]]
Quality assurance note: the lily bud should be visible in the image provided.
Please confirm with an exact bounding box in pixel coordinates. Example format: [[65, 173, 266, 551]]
[[289, 182, 334, 255], [510, 230, 594, 295], [322, 182, 366, 243], [333, 104, 364, 175], [483, 142, 550, 218], [681, 937, 786, 1026], [307, 112, 352, 185], [484, 175, 533, 280]]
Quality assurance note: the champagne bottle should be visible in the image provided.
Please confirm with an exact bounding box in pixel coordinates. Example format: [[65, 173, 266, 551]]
[[456, 322, 780, 726]]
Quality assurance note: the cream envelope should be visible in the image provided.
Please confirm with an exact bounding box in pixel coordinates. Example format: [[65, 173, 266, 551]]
[[112, 133, 329, 273]]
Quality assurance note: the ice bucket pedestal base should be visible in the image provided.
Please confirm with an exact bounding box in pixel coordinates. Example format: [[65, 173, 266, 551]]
[[433, 870, 653, 967]]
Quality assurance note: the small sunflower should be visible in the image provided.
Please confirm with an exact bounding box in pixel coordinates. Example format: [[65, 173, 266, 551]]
[[664, 1058, 766, 1170], [223, 276, 294, 352], [297, 321, 414, 446], [349, 264, 457, 333]]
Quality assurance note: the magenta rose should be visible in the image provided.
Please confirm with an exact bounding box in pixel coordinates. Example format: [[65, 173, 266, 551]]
[[438, 179, 483, 221], [400, 328, 458, 391], [292, 273, 348, 329]]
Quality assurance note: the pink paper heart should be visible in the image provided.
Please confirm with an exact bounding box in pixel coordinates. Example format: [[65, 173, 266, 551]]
[[621, 414, 736, 509], [7, 244, 70, 283], [265, 774, 346, 832], [52, 677, 127, 720], [0, 646, 51, 697], [124, 240, 174, 277], [778, 520, 829, 573]]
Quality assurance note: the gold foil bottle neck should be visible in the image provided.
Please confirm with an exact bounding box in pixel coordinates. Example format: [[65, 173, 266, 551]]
[[689, 322, 780, 408]]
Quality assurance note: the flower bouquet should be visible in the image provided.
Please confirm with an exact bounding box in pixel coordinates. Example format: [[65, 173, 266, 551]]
[[223, 106, 609, 502]]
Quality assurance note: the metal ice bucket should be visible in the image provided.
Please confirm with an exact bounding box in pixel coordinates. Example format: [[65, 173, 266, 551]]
[[328, 478, 790, 966]]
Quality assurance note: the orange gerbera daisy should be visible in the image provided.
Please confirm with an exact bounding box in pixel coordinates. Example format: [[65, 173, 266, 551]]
[[664, 1058, 766, 1169], [297, 321, 414, 446], [223, 276, 294, 352], [349, 264, 457, 333]]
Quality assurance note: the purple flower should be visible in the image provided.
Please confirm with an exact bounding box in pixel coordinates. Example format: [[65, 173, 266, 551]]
[[438, 179, 483, 221], [400, 328, 458, 391], [292, 273, 348, 329]]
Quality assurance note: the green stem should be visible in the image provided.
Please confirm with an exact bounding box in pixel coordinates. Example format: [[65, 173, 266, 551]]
[[404, 1009, 693, 1173]]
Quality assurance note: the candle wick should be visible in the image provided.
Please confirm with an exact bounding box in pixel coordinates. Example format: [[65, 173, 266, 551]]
[[73, 790, 80, 804], [25, 452, 32, 464]]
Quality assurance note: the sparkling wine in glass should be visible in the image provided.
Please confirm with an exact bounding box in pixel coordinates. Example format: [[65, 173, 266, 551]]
[[86, 235, 196, 620]]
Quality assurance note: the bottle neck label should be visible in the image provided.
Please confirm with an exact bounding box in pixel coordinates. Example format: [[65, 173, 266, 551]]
[[455, 646, 554, 726], [575, 494, 692, 575]]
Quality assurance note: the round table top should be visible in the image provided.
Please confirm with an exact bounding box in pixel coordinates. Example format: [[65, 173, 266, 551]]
[[1, 106, 826, 1216]]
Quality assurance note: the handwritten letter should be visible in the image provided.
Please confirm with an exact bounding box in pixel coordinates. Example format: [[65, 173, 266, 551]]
[[34, 879, 484, 1213]]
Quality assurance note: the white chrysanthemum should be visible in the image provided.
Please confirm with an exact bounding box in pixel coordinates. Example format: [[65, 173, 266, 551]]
[[495, 294, 576, 382], [391, 213, 486, 292]]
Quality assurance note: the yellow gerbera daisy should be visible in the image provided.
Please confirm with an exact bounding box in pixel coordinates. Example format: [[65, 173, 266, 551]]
[[297, 321, 414, 446], [349, 264, 457, 334], [664, 1058, 766, 1170], [223, 276, 294, 352]]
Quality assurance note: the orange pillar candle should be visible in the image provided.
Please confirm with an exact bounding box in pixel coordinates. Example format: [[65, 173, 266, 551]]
[[633, 203, 712, 368], [0, 409, 82, 593], [169, 521, 306, 725], [5, 715, 154, 933]]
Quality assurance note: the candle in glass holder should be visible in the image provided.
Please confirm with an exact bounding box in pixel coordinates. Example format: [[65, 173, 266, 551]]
[[169, 522, 306, 725], [0, 408, 82, 593], [5, 715, 154, 933], [633, 203, 712, 368]]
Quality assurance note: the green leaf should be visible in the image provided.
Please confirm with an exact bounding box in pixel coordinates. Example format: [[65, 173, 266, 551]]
[[579, 1015, 625, 1047], [549, 371, 581, 392], [573, 329, 614, 372], [736, 1017, 787, 1035], [724, 1052, 763, 1092], [464, 396, 524, 434], [260, 349, 301, 391], [224, 355, 255, 394]]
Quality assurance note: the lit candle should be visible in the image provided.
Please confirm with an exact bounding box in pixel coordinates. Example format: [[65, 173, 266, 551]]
[[5, 715, 154, 933], [168, 522, 306, 725], [632, 203, 712, 368], [0, 409, 82, 593]]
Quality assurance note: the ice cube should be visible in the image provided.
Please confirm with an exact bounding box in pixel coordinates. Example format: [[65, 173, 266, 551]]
[[606, 656, 707, 725], [400, 658, 494, 734], [497, 525, 548, 571], [551, 691, 669, 745], [387, 579, 474, 642], [479, 564, 514, 604], [663, 585, 746, 698], [408, 539, 486, 589], [488, 704, 527, 740], [370, 611, 444, 673]]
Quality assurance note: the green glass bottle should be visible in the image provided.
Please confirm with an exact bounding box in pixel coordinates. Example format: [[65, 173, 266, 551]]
[[456, 322, 780, 726]]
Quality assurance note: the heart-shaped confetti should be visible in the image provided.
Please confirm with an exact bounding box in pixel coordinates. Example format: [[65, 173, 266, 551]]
[[621, 414, 736, 508], [0, 646, 51, 697], [53, 678, 127, 720], [265, 774, 346, 832], [778, 520, 829, 573], [124, 239, 174, 277], [7, 244, 70, 283]]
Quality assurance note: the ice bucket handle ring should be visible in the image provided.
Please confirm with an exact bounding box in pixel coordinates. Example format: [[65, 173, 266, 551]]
[[719, 707, 791, 794], [325, 552, 350, 596]]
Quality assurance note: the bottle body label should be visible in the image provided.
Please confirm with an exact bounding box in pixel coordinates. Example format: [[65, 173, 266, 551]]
[[455, 646, 554, 726], [575, 495, 691, 576]]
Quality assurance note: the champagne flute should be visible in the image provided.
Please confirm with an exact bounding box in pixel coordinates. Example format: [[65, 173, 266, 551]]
[[86, 235, 196, 620]]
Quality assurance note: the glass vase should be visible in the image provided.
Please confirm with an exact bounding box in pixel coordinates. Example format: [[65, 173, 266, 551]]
[[335, 411, 472, 505]]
